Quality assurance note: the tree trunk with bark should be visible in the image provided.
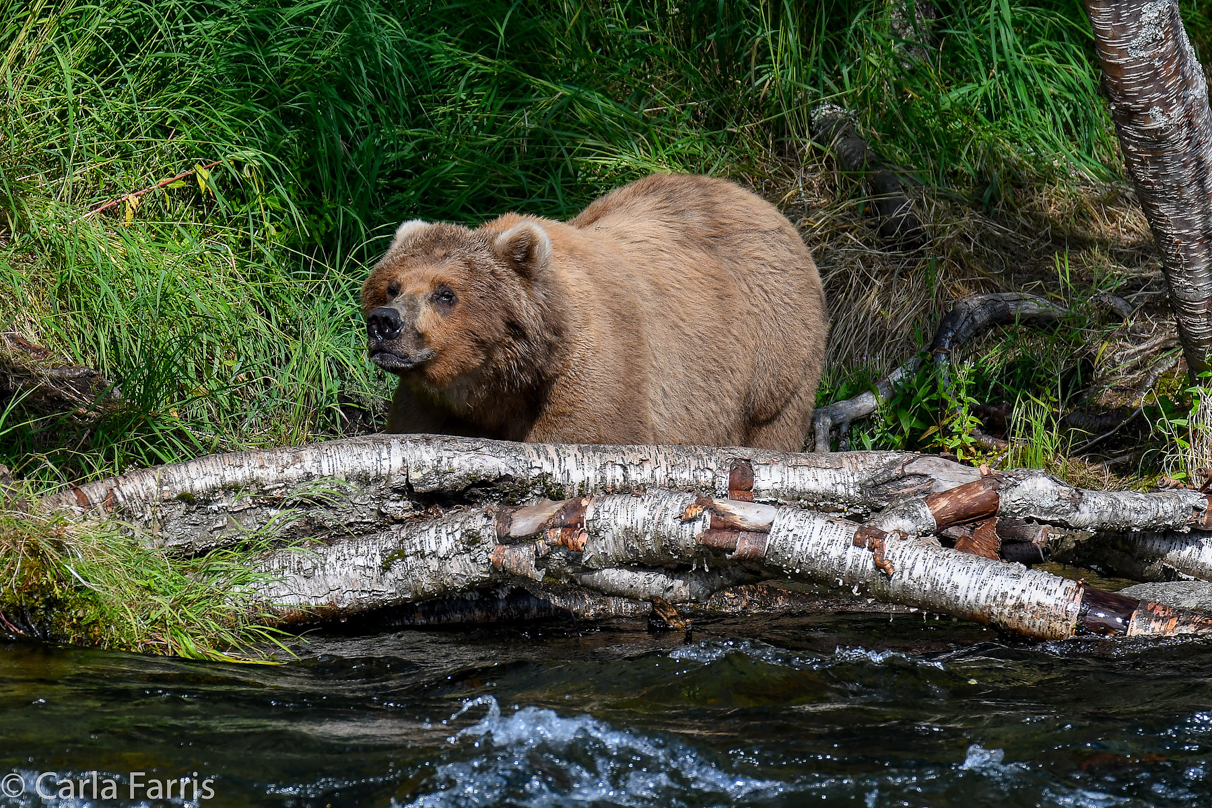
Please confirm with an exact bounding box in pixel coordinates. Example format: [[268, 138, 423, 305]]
[[1083, 0, 1212, 374]]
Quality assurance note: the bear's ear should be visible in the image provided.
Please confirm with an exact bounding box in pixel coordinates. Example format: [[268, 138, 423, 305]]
[[494, 221, 552, 278], [391, 219, 430, 250]]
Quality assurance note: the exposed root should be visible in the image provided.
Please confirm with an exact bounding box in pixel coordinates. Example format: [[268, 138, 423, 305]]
[[811, 106, 926, 250]]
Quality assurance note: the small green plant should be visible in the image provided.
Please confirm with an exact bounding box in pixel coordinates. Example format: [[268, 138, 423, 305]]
[[1154, 370, 1212, 482], [842, 357, 988, 462]]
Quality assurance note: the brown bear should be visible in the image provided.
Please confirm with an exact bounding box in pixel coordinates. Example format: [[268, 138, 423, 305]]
[[361, 173, 828, 451]]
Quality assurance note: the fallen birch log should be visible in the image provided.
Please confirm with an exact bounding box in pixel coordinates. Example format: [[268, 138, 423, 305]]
[[870, 472, 1212, 536], [39, 435, 1212, 584], [865, 472, 1212, 583], [256, 489, 1212, 639], [41, 435, 979, 552], [1051, 530, 1212, 583], [33, 435, 1212, 640]]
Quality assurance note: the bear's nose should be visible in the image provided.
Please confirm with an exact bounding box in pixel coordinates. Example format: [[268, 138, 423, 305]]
[[367, 307, 404, 342]]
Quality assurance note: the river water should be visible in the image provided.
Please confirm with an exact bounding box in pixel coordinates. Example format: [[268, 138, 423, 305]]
[[0, 610, 1209, 807]]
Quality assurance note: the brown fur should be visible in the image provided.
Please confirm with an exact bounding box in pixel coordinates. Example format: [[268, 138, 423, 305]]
[[361, 174, 829, 450]]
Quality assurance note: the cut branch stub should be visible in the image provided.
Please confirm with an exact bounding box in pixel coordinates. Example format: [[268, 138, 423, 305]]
[[923, 476, 1001, 529], [495, 496, 588, 551], [704, 499, 777, 532], [728, 459, 755, 501]]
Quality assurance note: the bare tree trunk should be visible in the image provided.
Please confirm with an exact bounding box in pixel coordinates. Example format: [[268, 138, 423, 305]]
[[1083, 0, 1212, 374]]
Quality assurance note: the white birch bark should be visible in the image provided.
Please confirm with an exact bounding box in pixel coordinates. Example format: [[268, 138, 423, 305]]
[[39, 435, 979, 552], [249, 490, 1212, 639], [1084, 0, 1212, 373], [1054, 530, 1212, 582], [255, 509, 498, 616]]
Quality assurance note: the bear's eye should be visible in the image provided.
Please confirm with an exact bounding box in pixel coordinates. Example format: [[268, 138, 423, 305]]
[[432, 286, 457, 310], [386, 281, 400, 298]]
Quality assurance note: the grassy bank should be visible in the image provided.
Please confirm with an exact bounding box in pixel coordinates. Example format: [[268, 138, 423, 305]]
[[0, 487, 286, 660], [2, 0, 1211, 656]]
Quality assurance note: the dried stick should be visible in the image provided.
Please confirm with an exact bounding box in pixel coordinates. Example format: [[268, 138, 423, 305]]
[[74, 160, 223, 223]]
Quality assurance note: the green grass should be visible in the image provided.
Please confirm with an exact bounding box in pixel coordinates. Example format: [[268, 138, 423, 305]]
[[0, 488, 289, 659]]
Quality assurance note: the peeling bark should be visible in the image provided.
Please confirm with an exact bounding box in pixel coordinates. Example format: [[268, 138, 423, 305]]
[[1084, 0, 1212, 373]]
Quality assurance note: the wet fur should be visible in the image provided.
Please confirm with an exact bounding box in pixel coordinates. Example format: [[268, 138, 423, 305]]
[[361, 174, 829, 450]]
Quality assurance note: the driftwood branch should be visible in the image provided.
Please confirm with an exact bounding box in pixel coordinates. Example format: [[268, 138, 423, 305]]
[[813, 292, 1069, 451]]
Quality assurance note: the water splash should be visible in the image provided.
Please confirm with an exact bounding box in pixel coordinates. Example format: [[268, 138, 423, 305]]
[[959, 743, 1006, 772], [399, 696, 784, 807]]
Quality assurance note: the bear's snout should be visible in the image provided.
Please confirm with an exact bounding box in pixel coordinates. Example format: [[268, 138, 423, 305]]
[[367, 306, 404, 342], [366, 304, 435, 373]]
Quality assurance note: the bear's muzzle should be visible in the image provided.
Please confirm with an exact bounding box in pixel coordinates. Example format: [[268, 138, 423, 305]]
[[366, 304, 435, 373]]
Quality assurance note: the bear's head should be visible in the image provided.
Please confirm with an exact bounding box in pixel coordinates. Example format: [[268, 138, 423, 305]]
[[361, 218, 556, 398]]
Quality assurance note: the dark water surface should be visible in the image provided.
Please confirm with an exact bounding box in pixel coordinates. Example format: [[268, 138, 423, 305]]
[[1, 612, 1210, 807]]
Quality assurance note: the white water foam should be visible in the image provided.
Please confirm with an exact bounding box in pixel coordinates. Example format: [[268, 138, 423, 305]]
[[397, 696, 785, 807], [668, 639, 946, 672]]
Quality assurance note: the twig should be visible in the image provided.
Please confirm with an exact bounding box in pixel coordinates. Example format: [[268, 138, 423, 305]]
[[73, 160, 222, 224], [1117, 333, 1177, 364]]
